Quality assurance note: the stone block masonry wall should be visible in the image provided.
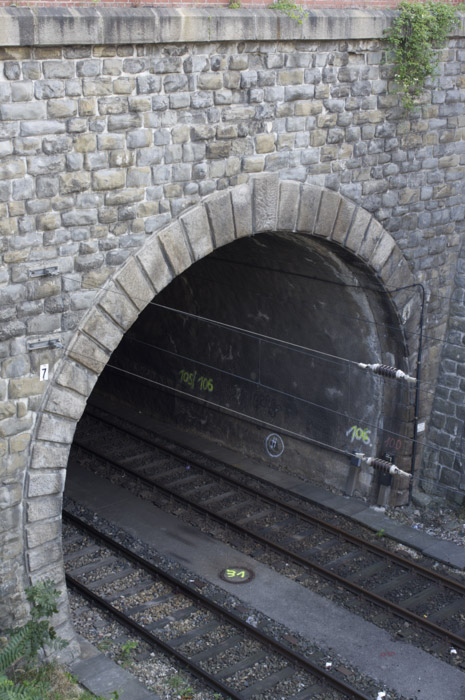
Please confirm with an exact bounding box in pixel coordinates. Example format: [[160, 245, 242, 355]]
[[424, 239, 465, 503], [0, 8, 464, 637]]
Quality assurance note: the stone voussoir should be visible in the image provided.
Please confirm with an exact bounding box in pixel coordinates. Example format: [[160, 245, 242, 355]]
[[253, 173, 279, 233], [278, 180, 301, 233], [114, 257, 156, 311], [205, 190, 236, 248], [180, 204, 214, 262]]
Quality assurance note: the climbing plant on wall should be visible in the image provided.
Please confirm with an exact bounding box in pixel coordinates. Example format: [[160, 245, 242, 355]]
[[269, 0, 308, 24], [384, 1, 459, 110]]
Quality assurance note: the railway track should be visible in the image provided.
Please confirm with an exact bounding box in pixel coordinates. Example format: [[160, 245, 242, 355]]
[[63, 509, 371, 700], [71, 407, 465, 657]]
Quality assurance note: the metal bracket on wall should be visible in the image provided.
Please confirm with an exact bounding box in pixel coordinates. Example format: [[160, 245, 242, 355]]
[[29, 267, 59, 278], [27, 338, 63, 351]]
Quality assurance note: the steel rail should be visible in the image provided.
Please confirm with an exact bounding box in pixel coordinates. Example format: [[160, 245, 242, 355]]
[[63, 509, 369, 700], [86, 407, 465, 594], [66, 573, 245, 700], [73, 437, 465, 652]]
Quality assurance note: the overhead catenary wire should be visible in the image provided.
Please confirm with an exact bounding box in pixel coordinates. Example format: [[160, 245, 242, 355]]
[[150, 301, 370, 369], [412, 473, 465, 498], [24, 243, 465, 497], [206, 253, 465, 306], [66, 344, 465, 469], [41, 271, 464, 469], [124, 333, 419, 451], [146, 301, 447, 403], [124, 334, 402, 433], [55, 273, 459, 406], [55, 271, 452, 404], [41, 271, 459, 444], [197, 259, 465, 389], [196, 258, 465, 353], [61, 271, 465, 357], [92, 358, 350, 459], [70, 337, 465, 498], [62, 273, 427, 396]]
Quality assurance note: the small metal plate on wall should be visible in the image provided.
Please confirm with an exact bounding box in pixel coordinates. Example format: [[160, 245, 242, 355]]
[[219, 567, 254, 584]]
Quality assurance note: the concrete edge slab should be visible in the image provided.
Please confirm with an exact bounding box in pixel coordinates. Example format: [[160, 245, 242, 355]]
[[69, 636, 159, 700], [422, 541, 465, 569], [0, 7, 409, 47]]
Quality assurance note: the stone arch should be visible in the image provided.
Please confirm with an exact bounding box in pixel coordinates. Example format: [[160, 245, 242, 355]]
[[27, 173, 420, 643]]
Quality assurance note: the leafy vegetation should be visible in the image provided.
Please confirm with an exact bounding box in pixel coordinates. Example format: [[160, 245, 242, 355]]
[[117, 640, 138, 669], [166, 673, 195, 699], [0, 582, 112, 700], [0, 580, 67, 699], [384, 1, 459, 110], [269, 0, 308, 24]]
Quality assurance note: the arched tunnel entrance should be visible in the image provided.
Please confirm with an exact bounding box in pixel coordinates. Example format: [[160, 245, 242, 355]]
[[68, 230, 410, 504]]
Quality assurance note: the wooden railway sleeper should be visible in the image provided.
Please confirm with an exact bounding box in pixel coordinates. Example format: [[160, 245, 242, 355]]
[[345, 559, 390, 584], [162, 621, 223, 648], [240, 666, 296, 699], [64, 543, 102, 563], [214, 650, 269, 680], [189, 634, 244, 663], [325, 549, 371, 572], [145, 606, 199, 631], [428, 598, 465, 624], [163, 473, 205, 490], [289, 683, 326, 699], [369, 572, 413, 595], [66, 555, 121, 577], [85, 567, 137, 591], [122, 591, 179, 612], [104, 580, 170, 603], [398, 585, 445, 611]]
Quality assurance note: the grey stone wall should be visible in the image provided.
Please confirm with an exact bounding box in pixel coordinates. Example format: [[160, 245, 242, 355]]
[[424, 238, 465, 503], [0, 7, 464, 640]]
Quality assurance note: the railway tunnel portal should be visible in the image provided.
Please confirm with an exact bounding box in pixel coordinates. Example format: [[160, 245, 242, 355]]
[[1, 6, 465, 649], [56, 176, 418, 649]]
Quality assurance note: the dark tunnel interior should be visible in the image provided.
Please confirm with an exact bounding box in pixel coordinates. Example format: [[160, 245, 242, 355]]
[[84, 231, 410, 499]]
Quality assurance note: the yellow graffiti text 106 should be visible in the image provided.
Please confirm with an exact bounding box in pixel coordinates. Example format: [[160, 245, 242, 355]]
[[346, 425, 371, 445]]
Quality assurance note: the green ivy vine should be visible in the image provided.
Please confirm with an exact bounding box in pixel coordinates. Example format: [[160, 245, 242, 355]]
[[269, 0, 308, 24], [384, 1, 459, 110]]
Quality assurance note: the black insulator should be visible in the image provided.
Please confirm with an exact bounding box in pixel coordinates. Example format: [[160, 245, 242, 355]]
[[374, 364, 398, 379], [370, 458, 393, 473]]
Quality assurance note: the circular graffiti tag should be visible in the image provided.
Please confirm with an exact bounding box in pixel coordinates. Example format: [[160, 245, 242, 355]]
[[265, 433, 284, 458]]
